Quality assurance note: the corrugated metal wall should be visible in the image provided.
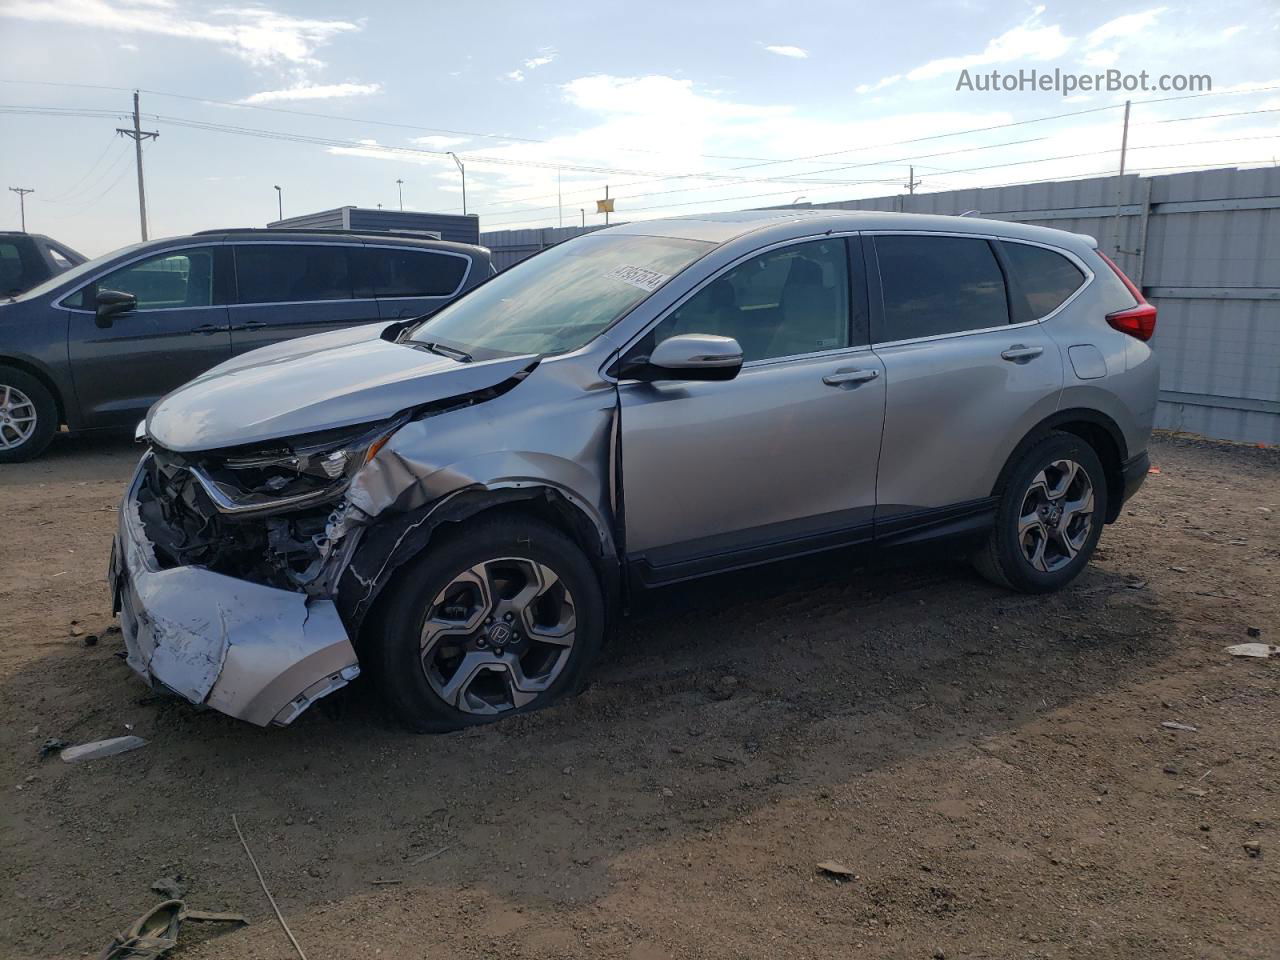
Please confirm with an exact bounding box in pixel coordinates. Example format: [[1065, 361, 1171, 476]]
[[271, 207, 480, 244], [481, 166, 1279, 444]]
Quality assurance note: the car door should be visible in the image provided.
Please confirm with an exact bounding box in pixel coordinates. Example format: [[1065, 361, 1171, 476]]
[[65, 245, 233, 429], [355, 244, 473, 321], [617, 236, 886, 585], [229, 242, 381, 354], [867, 232, 1065, 531]]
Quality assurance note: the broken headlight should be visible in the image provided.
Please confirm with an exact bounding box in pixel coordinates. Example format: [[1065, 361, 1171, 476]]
[[186, 418, 403, 517]]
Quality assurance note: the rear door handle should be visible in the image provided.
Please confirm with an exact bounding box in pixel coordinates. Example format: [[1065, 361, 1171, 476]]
[[822, 368, 880, 386], [1000, 344, 1044, 362], [191, 324, 228, 335], [241, 320, 267, 330]]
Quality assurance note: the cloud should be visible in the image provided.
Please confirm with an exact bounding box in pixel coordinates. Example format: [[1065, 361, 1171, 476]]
[[0, 0, 362, 67], [240, 81, 381, 104], [905, 14, 1073, 81], [410, 134, 470, 149], [855, 74, 902, 94], [504, 69, 525, 82], [1085, 8, 1166, 48], [764, 44, 808, 59], [523, 48, 556, 70], [118, 40, 138, 51]]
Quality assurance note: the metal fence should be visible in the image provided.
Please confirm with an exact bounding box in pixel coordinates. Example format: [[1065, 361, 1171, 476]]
[[481, 166, 1280, 445]]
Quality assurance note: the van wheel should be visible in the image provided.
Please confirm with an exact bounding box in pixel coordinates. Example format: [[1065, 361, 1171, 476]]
[[0, 366, 57, 463], [372, 517, 604, 732], [974, 431, 1108, 593]]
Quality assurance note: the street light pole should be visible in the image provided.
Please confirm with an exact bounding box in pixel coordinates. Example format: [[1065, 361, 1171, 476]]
[[273, 184, 282, 221], [447, 152, 467, 215], [579, 208, 585, 228], [395, 178, 404, 211], [8, 187, 33, 232]]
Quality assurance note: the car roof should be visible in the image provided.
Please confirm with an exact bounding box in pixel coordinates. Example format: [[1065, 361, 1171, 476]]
[[607, 209, 1097, 252]]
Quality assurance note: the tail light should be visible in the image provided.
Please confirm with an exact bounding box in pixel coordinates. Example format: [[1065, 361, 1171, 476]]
[[1098, 251, 1157, 342]]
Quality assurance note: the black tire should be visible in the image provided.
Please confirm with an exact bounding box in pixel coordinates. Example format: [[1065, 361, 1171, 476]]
[[371, 516, 605, 733], [0, 365, 58, 463], [974, 431, 1108, 593]]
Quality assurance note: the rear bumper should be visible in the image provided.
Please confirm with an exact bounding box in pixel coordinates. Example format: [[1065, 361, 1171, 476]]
[[109, 459, 360, 727], [1118, 450, 1150, 509]]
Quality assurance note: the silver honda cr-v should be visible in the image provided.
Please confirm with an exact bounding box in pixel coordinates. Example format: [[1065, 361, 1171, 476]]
[[110, 210, 1158, 731]]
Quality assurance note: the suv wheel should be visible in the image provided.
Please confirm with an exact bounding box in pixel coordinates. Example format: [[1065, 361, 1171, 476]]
[[974, 431, 1108, 593], [372, 517, 604, 732], [0, 366, 57, 463]]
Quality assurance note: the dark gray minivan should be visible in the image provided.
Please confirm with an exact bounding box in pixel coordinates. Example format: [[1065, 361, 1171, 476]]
[[0, 229, 493, 461]]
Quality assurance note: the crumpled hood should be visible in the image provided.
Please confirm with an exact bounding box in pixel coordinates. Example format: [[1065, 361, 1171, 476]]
[[146, 322, 536, 452]]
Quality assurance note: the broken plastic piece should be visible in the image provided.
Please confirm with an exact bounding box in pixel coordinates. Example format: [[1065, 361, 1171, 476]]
[[61, 735, 147, 763]]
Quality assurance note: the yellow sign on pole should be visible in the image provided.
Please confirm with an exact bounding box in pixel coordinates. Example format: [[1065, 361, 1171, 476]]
[[596, 197, 615, 213]]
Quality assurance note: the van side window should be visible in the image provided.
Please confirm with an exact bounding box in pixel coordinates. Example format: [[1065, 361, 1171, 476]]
[[874, 235, 1009, 341], [361, 248, 469, 298], [234, 244, 353, 304], [85, 248, 219, 310], [1000, 241, 1086, 319], [650, 238, 850, 363]]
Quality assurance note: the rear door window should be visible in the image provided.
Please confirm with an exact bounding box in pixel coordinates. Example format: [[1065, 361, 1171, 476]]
[[234, 244, 353, 304], [873, 234, 1010, 342], [999, 241, 1086, 319], [359, 247, 469, 298], [0, 242, 26, 294]]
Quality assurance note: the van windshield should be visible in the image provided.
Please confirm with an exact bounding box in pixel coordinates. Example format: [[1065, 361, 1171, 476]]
[[408, 233, 712, 358]]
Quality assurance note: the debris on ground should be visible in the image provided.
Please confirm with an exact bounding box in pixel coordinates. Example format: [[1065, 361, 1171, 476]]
[[1160, 721, 1199, 732], [1244, 841, 1262, 858], [816, 860, 857, 878], [38, 737, 70, 759], [150, 877, 188, 900], [1225, 643, 1279, 659], [1246, 626, 1262, 638], [83, 633, 98, 647], [69, 621, 84, 637], [97, 899, 246, 960], [707, 674, 739, 701], [60, 735, 147, 763]]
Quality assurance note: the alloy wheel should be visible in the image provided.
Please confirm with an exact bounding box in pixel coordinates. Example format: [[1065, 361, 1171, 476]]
[[419, 557, 577, 715], [1017, 458, 1095, 573], [0, 384, 38, 451]]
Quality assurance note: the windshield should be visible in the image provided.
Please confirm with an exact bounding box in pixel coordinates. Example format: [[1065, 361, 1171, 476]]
[[408, 233, 712, 358], [8, 240, 150, 303]]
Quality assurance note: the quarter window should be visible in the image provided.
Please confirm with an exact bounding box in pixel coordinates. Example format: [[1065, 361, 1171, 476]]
[[1001, 241, 1086, 318], [874, 235, 1009, 340], [87, 248, 219, 310], [651, 238, 850, 363], [362, 248, 468, 298], [0, 242, 24, 295], [234, 244, 353, 304]]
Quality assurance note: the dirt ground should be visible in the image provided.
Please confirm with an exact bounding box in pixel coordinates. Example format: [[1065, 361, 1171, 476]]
[[1, 431, 1277, 960]]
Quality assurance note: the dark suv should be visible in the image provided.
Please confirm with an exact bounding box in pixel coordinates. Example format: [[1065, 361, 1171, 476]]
[[0, 232, 86, 297], [0, 229, 493, 461]]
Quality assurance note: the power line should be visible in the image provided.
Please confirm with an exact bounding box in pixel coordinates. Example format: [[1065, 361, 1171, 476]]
[[36, 137, 129, 204]]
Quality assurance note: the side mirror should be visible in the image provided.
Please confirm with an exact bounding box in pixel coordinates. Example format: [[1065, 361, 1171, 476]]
[[624, 333, 744, 382], [95, 289, 137, 327]]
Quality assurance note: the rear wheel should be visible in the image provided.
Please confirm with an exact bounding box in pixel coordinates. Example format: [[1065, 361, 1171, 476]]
[[974, 431, 1108, 593], [372, 517, 604, 732], [0, 366, 57, 463]]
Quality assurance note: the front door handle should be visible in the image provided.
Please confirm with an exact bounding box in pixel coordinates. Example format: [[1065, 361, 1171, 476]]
[[241, 320, 267, 330], [1000, 344, 1044, 362], [823, 367, 880, 387], [190, 324, 228, 336]]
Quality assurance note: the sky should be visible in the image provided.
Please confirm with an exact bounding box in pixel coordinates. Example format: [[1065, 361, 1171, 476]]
[[0, 0, 1277, 257]]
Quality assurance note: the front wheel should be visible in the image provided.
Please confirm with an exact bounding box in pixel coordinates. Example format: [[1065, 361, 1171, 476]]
[[974, 431, 1108, 593], [0, 367, 58, 463], [371, 516, 605, 732]]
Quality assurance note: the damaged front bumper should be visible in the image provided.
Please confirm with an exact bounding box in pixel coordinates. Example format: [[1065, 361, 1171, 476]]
[[109, 458, 361, 726]]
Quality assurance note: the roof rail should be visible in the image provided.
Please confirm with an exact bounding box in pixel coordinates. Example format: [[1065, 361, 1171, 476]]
[[191, 227, 460, 243]]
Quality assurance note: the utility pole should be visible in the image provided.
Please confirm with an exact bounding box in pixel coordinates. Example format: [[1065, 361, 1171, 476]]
[[8, 187, 33, 232], [395, 178, 404, 211], [557, 168, 562, 228], [579, 208, 585, 228], [116, 90, 158, 241], [1110, 99, 1132, 257], [906, 165, 921, 195], [604, 184, 610, 226], [448, 153, 467, 215], [273, 184, 282, 221]]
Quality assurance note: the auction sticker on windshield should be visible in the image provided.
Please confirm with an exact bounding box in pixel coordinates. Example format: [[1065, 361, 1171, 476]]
[[606, 264, 671, 292]]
